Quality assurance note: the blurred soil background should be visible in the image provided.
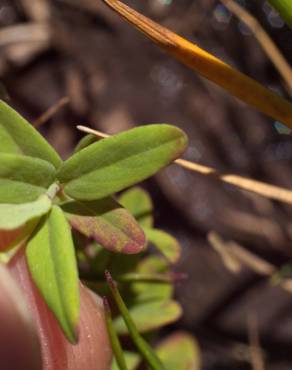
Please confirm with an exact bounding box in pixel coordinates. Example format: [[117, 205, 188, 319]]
[[1, 0, 292, 369]]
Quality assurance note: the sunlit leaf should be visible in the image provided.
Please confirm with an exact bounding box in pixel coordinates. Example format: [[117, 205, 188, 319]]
[[0, 153, 56, 188], [0, 100, 61, 168], [0, 180, 45, 204], [119, 187, 153, 228], [57, 124, 187, 200], [268, 0, 292, 27], [62, 197, 146, 254], [156, 332, 201, 370], [114, 299, 182, 334], [102, 0, 292, 128], [144, 228, 181, 264], [111, 352, 140, 370], [0, 195, 52, 230], [26, 205, 80, 343]]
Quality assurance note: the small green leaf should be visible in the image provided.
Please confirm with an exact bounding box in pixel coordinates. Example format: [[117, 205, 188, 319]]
[[26, 205, 80, 343], [144, 228, 181, 264], [0, 180, 45, 204], [114, 300, 182, 334], [0, 195, 52, 230], [0, 153, 56, 188], [61, 198, 146, 254], [131, 256, 173, 301], [0, 99, 61, 168], [74, 134, 97, 152], [57, 124, 187, 200], [119, 187, 153, 228], [268, 0, 292, 27], [111, 352, 140, 370], [156, 332, 201, 370]]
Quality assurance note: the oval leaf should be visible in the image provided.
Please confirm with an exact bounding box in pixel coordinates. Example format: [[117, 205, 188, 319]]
[[0, 195, 52, 230], [0, 153, 56, 188], [111, 352, 140, 370], [0, 180, 45, 204], [0, 100, 61, 168], [114, 300, 182, 334], [144, 228, 181, 264], [131, 255, 173, 302], [57, 124, 187, 200], [119, 187, 153, 228], [62, 198, 146, 254], [156, 332, 201, 370], [26, 205, 80, 343]]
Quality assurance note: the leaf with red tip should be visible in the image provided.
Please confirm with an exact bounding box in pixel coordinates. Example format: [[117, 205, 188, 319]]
[[57, 124, 188, 201], [62, 198, 146, 254]]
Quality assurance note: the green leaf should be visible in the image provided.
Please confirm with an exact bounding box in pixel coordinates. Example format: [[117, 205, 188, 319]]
[[0, 180, 45, 204], [57, 124, 187, 200], [61, 197, 146, 254], [0, 99, 61, 168], [26, 205, 80, 343], [0, 195, 52, 230], [144, 228, 181, 264], [0, 153, 56, 188], [111, 352, 140, 370], [119, 187, 153, 228], [114, 300, 182, 334], [156, 332, 201, 370], [74, 134, 97, 152], [268, 0, 292, 27], [131, 256, 173, 301]]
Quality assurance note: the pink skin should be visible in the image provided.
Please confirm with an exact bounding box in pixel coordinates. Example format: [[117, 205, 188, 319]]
[[4, 245, 112, 370], [0, 263, 42, 370]]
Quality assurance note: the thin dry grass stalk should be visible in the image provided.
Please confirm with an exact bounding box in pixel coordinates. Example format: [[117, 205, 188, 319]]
[[220, 0, 292, 96], [33, 97, 70, 127]]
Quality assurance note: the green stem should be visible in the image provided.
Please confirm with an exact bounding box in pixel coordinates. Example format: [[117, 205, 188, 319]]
[[103, 297, 129, 370], [105, 270, 166, 370]]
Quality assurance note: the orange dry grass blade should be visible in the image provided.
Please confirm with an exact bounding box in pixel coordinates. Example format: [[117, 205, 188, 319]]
[[102, 0, 292, 128]]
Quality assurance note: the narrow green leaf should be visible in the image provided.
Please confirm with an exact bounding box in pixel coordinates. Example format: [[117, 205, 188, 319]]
[[57, 124, 187, 200], [26, 205, 80, 343], [0, 180, 45, 204], [114, 300, 182, 334], [0, 153, 56, 188], [0, 195, 52, 230], [61, 198, 146, 254], [156, 332, 201, 370], [144, 228, 181, 264], [268, 0, 292, 27], [106, 271, 166, 370], [104, 297, 129, 370], [111, 352, 140, 370], [0, 99, 61, 168], [119, 187, 153, 228]]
